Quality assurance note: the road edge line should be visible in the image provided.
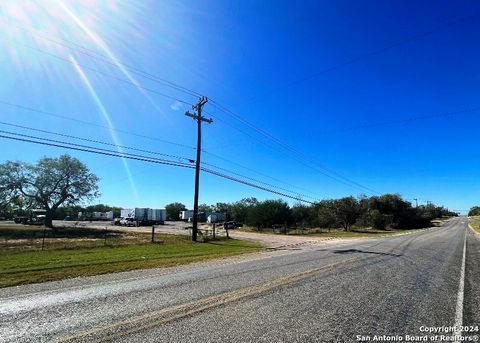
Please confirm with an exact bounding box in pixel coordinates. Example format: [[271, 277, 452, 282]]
[[453, 225, 467, 341]]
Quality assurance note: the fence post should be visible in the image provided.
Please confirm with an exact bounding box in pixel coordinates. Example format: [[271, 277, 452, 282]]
[[41, 227, 47, 251], [213, 223, 216, 239], [151, 225, 155, 243], [104, 226, 107, 246]]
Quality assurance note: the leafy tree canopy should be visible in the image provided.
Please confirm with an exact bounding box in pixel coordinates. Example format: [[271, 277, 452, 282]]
[[0, 155, 99, 227], [165, 202, 187, 220]]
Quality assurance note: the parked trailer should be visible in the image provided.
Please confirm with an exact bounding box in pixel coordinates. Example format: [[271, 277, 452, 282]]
[[92, 211, 113, 221], [120, 209, 133, 219], [150, 209, 166, 222], [180, 210, 194, 221], [13, 209, 47, 225], [79, 211, 114, 221], [120, 208, 166, 226], [207, 212, 227, 223]]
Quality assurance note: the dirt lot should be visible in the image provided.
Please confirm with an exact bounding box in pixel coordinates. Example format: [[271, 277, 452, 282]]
[[88, 220, 361, 249], [1, 219, 440, 251]]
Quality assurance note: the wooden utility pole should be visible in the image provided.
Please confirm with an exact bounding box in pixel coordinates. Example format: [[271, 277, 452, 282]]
[[185, 96, 212, 242]]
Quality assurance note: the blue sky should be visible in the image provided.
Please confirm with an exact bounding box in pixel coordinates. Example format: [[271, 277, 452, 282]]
[[1, 0, 479, 213]]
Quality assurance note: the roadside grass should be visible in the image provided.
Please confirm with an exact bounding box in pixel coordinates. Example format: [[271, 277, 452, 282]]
[[0, 224, 263, 288], [238, 226, 430, 238], [237, 217, 450, 238], [469, 216, 480, 233], [308, 228, 429, 238], [0, 224, 130, 251]]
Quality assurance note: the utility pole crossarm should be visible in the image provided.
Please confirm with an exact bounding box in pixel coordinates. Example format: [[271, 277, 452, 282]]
[[185, 112, 213, 123]]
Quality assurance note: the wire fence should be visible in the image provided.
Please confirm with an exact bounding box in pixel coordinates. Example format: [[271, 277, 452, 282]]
[[0, 221, 229, 252], [0, 223, 172, 252]]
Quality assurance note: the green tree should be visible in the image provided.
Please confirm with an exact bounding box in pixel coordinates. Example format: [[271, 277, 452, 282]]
[[0, 155, 99, 228], [213, 202, 232, 220], [333, 196, 360, 231], [469, 206, 480, 216], [228, 198, 258, 223], [291, 203, 314, 228], [198, 203, 213, 213], [165, 202, 186, 220], [315, 200, 337, 231], [369, 209, 393, 230], [246, 199, 291, 228]]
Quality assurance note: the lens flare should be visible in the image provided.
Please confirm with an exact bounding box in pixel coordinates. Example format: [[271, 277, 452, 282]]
[[55, 0, 166, 117], [70, 55, 140, 203]]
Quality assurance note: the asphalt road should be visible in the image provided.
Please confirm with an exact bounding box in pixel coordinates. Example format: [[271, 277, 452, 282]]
[[0, 217, 478, 343]]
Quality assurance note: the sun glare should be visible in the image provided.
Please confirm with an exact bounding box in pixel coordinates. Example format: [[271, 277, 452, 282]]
[[2, 0, 168, 120], [0, 0, 149, 202], [70, 55, 140, 203], [0, 0, 144, 71]]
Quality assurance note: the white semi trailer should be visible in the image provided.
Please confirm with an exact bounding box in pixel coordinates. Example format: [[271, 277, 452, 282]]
[[92, 211, 113, 221], [180, 210, 194, 221], [120, 208, 166, 226], [207, 212, 227, 223]]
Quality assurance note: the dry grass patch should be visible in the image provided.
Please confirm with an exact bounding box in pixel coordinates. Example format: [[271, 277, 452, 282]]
[[0, 223, 263, 288]]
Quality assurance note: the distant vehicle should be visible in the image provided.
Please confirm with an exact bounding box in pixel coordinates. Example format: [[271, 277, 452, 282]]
[[14, 216, 28, 224], [207, 212, 227, 223], [120, 208, 166, 226], [223, 221, 243, 230], [78, 211, 113, 221], [30, 215, 45, 225], [14, 209, 46, 225], [180, 210, 194, 221], [121, 217, 136, 227], [113, 217, 123, 226], [182, 211, 211, 223], [64, 216, 73, 221]]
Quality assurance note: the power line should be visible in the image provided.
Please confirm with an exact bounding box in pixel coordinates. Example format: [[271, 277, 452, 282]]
[[0, 24, 368, 194], [0, 100, 196, 151], [0, 15, 204, 99], [0, 132, 192, 169], [1, 121, 319, 202], [202, 149, 321, 198], [206, 105, 380, 195], [0, 100, 322, 198], [318, 106, 480, 134], [200, 161, 318, 202], [200, 166, 315, 205], [246, 11, 480, 102], [3, 8, 476, 196], [198, 11, 480, 195], [2, 39, 193, 106], [0, 121, 192, 163], [0, 131, 315, 204], [0, 129, 194, 168], [0, 22, 403, 195], [212, 100, 480, 197]]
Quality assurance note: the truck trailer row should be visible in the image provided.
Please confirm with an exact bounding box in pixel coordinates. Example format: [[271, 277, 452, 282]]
[[119, 208, 166, 226]]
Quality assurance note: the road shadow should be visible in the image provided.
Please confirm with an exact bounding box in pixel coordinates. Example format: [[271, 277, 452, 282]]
[[332, 248, 402, 257]]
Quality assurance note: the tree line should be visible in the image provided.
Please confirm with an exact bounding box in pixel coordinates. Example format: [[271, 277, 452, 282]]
[[174, 194, 456, 231], [468, 206, 480, 216], [0, 154, 456, 230]]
